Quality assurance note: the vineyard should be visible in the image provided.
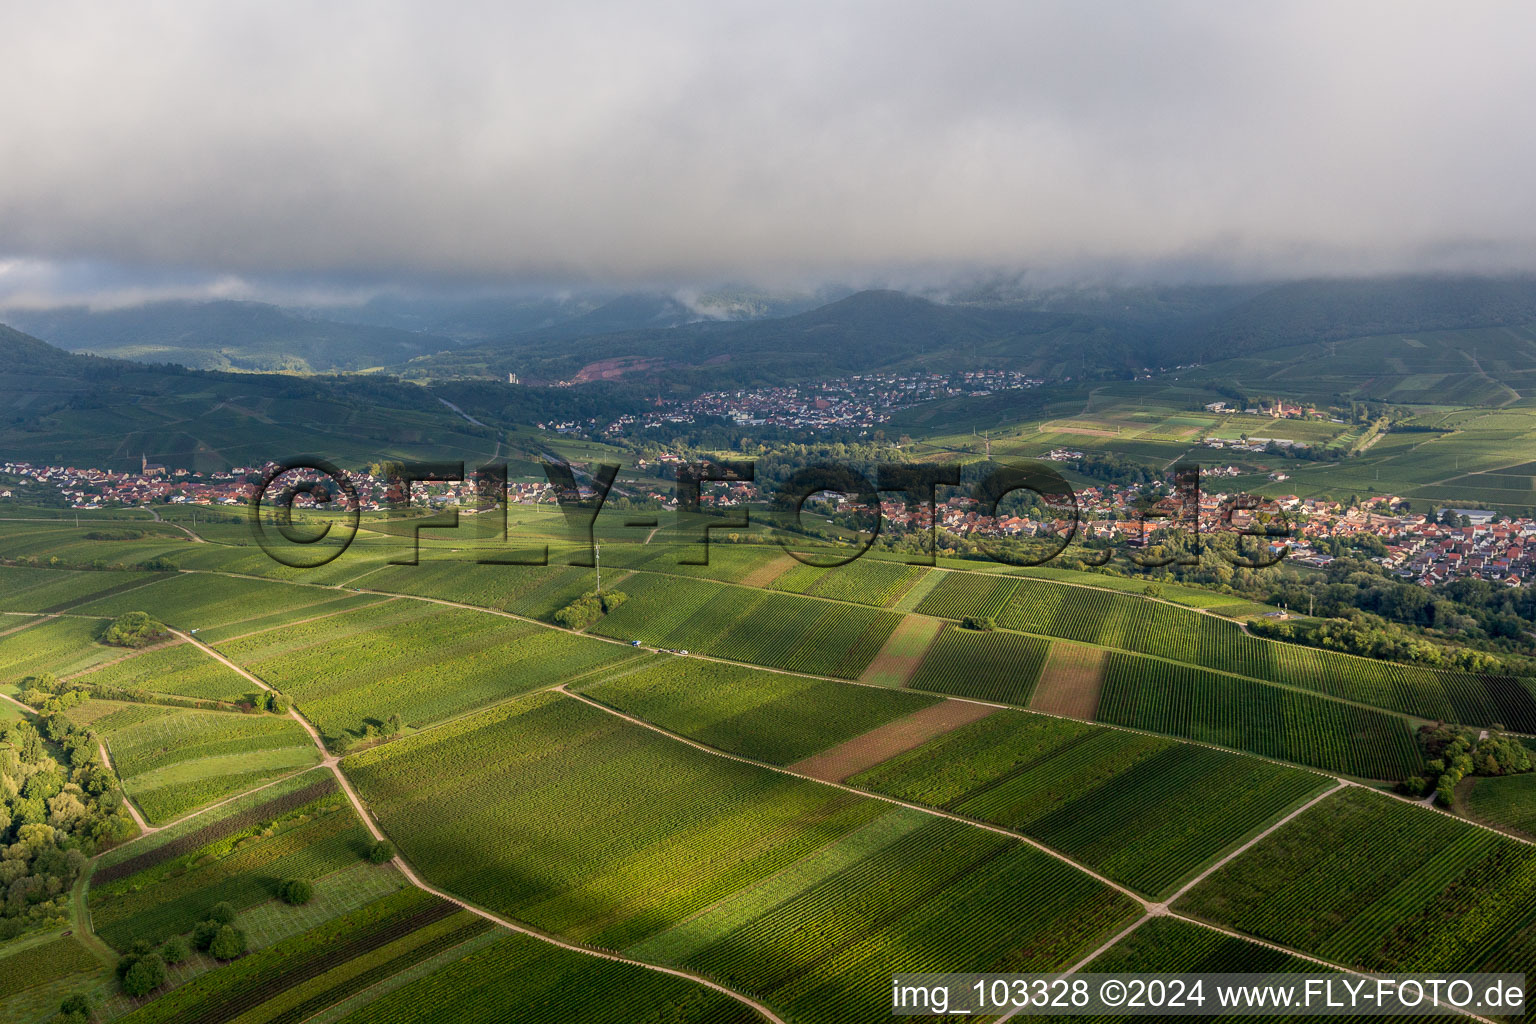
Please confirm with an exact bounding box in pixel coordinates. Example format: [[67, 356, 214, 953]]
[[1177, 787, 1536, 974], [768, 557, 927, 607], [342, 691, 888, 949], [905, 625, 1050, 705], [191, 592, 389, 645], [94, 772, 339, 886], [215, 600, 637, 741], [89, 787, 376, 949], [581, 657, 940, 764], [0, 935, 100, 1000], [360, 559, 597, 622], [112, 888, 492, 1024], [591, 574, 902, 678], [632, 813, 1141, 1024], [74, 572, 349, 632], [1087, 916, 1317, 973], [329, 931, 763, 1024], [1465, 773, 1536, 838], [849, 712, 1329, 896], [1095, 652, 1424, 779], [0, 614, 124, 680], [77, 700, 320, 822], [916, 572, 1536, 731], [0, 564, 168, 613], [74, 642, 249, 702], [913, 570, 1020, 621]]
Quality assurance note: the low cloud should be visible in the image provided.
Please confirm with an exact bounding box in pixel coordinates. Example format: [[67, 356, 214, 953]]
[[4, 1, 1536, 297]]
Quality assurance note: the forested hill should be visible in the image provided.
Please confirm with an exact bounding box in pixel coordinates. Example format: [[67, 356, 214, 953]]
[[400, 289, 1149, 387], [5, 300, 457, 373], [1164, 275, 1536, 364], [0, 323, 513, 472]]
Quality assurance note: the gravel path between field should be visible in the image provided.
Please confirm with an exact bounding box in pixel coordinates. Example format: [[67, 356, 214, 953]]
[[45, 565, 1526, 1024], [0, 689, 156, 835], [567, 689, 1508, 1024], [0, 612, 57, 638], [167, 629, 788, 1024], [95, 739, 154, 834], [1157, 781, 1346, 909]]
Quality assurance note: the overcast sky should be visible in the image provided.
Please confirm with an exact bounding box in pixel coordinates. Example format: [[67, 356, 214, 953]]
[[3, 1, 1536, 307]]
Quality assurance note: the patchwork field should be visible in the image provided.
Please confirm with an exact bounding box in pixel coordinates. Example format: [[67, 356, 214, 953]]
[[1029, 642, 1106, 719], [579, 657, 940, 764], [215, 599, 639, 741], [343, 691, 1140, 1023], [1177, 786, 1536, 973], [849, 711, 1330, 896], [1095, 652, 1423, 779], [74, 699, 321, 822], [905, 625, 1051, 705], [916, 572, 1536, 730]]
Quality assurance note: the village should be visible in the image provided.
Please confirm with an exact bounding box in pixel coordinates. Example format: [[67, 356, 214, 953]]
[[592, 369, 1045, 437], [4, 452, 1533, 588]]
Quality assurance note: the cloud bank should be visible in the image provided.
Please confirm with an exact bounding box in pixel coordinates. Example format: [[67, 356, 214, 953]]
[[3, 0, 1536, 296]]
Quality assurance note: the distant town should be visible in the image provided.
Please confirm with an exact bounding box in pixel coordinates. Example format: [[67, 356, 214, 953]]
[[5, 452, 1531, 587], [577, 370, 1046, 437]]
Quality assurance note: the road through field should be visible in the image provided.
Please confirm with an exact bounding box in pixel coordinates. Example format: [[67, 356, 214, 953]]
[[168, 627, 788, 1024], [44, 564, 1528, 1024]]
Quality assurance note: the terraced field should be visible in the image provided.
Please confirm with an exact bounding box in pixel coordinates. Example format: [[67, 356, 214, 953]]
[[1177, 786, 1536, 973], [215, 599, 639, 741], [849, 711, 1330, 896], [1095, 652, 1423, 779], [343, 691, 1141, 1023], [580, 657, 940, 764]]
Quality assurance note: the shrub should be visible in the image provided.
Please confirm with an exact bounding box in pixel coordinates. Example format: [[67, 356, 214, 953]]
[[280, 878, 313, 905], [367, 840, 394, 864], [960, 615, 996, 631], [191, 919, 221, 950], [102, 612, 168, 649], [208, 925, 247, 961], [120, 953, 165, 997], [57, 994, 92, 1024], [209, 901, 237, 925], [159, 935, 189, 965]]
